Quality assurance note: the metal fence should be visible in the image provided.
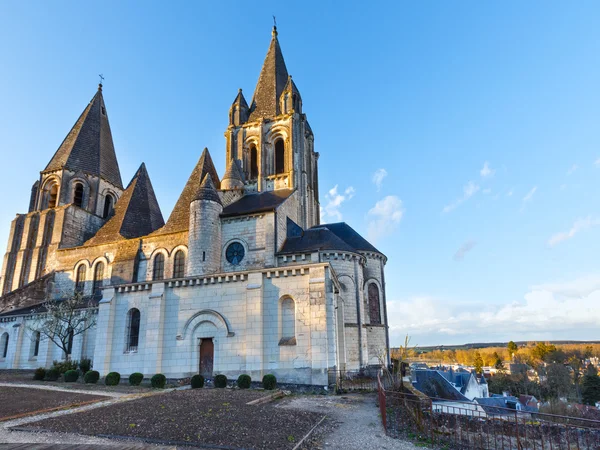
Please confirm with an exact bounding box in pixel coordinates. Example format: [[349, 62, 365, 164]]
[[377, 372, 600, 449], [329, 368, 384, 391]]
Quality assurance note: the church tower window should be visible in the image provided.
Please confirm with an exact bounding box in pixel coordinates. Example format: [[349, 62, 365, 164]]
[[153, 253, 165, 280], [1, 333, 8, 358], [73, 183, 84, 207], [93, 262, 104, 298], [368, 283, 381, 325], [126, 308, 141, 352], [103, 195, 114, 218], [275, 139, 285, 174], [173, 250, 185, 278], [32, 331, 40, 357], [75, 265, 86, 294], [48, 183, 58, 208], [279, 297, 296, 345], [250, 145, 259, 180]]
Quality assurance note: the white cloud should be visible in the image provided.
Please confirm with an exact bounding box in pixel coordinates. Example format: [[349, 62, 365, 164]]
[[387, 274, 600, 346], [595, 158, 600, 167], [453, 240, 477, 261], [320, 185, 355, 222], [548, 216, 600, 247], [367, 195, 404, 243], [482, 188, 491, 194], [507, 189, 514, 197], [372, 168, 388, 191], [567, 164, 579, 176], [520, 186, 537, 211], [443, 181, 480, 213], [480, 162, 495, 178]]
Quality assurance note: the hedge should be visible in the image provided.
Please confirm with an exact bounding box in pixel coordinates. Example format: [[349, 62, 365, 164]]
[[191, 374, 205, 389], [129, 372, 144, 386], [214, 374, 227, 388], [262, 374, 277, 390], [105, 372, 121, 386], [84, 370, 100, 384], [151, 373, 166, 389], [237, 374, 251, 389]]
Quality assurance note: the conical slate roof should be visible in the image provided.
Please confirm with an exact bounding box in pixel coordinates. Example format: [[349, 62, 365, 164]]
[[194, 174, 222, 205], [222, 158, 244, 183], [231, 89, 249, 110], [155, 148, 221, 234], [248, 27, 289, 121], [44, 85, 123, 189], [85, 163, 164, 245]]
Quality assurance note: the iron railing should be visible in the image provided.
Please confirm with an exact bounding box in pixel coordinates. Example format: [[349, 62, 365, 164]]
[[329, 368, 385, 391], [376, 372, 600, 449]]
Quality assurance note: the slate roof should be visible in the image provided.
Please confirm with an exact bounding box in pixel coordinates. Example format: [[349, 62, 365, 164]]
[[279, 226, 357, 254], [85, 163, 164, 245], [248, 27, 289, 121], [412, 369, 470, 402], [221, 189, 294, 218], [475, 396, 522, 415], [155, 148, 220, 234], [221, 158, 245, 184], [44, 85, 123, 189], [194, 174, 222, 205], [231, 89, 249, 110], [319, 223, 382, 254], [0, 296, 100, 318]]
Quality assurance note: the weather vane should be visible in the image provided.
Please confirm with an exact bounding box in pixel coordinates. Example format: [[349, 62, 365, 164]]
[[99, 74, 104, 84], [273, 15, 276, 28]]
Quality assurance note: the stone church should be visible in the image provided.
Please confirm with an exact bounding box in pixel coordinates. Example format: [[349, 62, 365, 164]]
[[0, 27, 389, 385]]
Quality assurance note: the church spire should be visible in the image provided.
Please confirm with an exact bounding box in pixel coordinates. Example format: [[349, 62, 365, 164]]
[[248, 26, 289, 121], [43, 85, 123, 189]]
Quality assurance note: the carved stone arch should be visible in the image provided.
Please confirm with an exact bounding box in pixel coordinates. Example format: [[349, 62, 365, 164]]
[[363, 278, 383, 325], [69, 175, 91, 209], [171, 245, 188, 279], [337, 274, 355, 294], [265, 125, 290, 144], [74, 259, 92, 272], [148, 248, 169, 281], [243, 136, 261, 180], [179, 309, 235, 339], [40, 175, 61, 209]]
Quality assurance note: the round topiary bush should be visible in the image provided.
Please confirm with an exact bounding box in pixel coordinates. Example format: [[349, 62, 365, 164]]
[[64, 369, 79, 382], [44, 368, 60, 381], [151, 373, 166, 389], [237, 374, 251, 389], [33, 367, 46, 381], [129, 372, 144, 386], [191, 374, 205, 389], [214, 374, 228, 388], [84, 370, 100, 384], [105, 372, 121, 386], [262, 374, 277, 390]]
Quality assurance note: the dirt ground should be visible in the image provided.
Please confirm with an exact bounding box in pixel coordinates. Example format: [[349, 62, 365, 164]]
[[0, 387, 109, 420], [18, 388, 325, 449]]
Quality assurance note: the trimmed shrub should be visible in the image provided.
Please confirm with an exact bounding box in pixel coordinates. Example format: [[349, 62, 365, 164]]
[[44, 368, 60, 381], [237, 374, 251, 389], [151, 373, 166, 389], [129, 372, 144, 386], [52, 359, 78, 374], [262, 374, 277, 390], [33, 367, 46, 381], [191, 374, 204, 389], [64, 369, 79, 382], [84, 370, 100, 384], [105, 372, 121, 386], [214, 374, 228, 388], [79, 358, 92, 374]]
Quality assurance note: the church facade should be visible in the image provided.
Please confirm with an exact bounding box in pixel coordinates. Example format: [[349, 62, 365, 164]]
[[0, 28, 389, 386]]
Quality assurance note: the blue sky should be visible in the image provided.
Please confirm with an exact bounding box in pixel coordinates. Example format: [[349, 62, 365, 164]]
[[1, 1, 599, 347]]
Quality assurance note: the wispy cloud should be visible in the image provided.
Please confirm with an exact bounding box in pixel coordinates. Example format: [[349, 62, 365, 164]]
[[453, 240, 477, 261], [367, 195, 404, 243], [520, 186, 537, 211], [372, 168, 388, 191], [507, 189, 514, 197], [320, 185, 355, 222], [443, 181, 479, 213], [567, 164, 579, 176], [480, 162, 495, 178], [548, 216, 600, 247], [595, 158, 600, 167]]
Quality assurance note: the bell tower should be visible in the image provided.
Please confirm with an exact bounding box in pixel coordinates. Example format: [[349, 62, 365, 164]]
[[224, 26, 320, 228]]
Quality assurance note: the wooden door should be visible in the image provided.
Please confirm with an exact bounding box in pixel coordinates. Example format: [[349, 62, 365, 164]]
[[199, 338, 214, 378]]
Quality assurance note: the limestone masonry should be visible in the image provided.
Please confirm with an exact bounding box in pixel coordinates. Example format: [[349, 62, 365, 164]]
[[0, 27, 389, 385]]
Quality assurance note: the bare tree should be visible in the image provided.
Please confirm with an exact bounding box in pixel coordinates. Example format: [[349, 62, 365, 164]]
[[25, 292, 97, 360]]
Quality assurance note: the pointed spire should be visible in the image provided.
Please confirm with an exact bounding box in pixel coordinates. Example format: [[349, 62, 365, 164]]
[[194, 174, 222, 205], [221, 159, 245, 190], [85, 163, 164, 244], [248, 27, 289, 121], [232, 88, 249, 110], [156, 148, 221, 234], [43, 86, 123, 189], [229, 88, 249, 126]]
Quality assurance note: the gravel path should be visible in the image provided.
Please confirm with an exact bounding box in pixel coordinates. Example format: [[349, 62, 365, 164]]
[[279, 393, 418, 450]]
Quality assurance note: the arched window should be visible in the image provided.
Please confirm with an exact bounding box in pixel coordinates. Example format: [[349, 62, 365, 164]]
[[279, 297, 296, 345], [153, 253, 165, 281], [75, 265, 86, 294], [93, 262, 104, 297], [368, 283, 381, 325], [32, 331, 40, 357], [48, 183, 59, 208], [173, 250, 185, 278], [73, 183, 84, 207], [274, 139, 285, 174], [250, 145, 258, 179], [103, 195, 114, 219], [1, 333, 9, 358], [126, 308, 141, 352]]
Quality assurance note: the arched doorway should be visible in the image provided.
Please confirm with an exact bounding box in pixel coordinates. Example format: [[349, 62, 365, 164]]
[[199, 338, 214, 378]]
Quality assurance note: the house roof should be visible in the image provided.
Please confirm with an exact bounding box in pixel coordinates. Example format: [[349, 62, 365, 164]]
[[248, 27, 289, 121], [319, 222, 382, 254], [85, 163, 164, 244], [43, 85, 123, 189], [221, 189, 294, 218], [279, 226, 357, 254], [412, 369, 470, 402]]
